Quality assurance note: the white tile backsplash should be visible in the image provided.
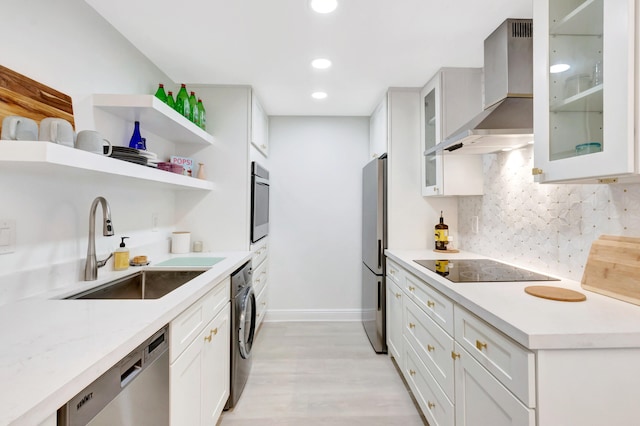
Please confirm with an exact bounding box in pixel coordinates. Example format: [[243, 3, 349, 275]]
[[458, 146, 640, 281]]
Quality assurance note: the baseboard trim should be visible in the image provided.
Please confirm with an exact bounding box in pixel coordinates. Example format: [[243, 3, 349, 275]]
[[264, 309, 362, 322]]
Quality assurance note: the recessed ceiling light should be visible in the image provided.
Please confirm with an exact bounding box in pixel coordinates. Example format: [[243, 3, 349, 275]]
[[310, 0, 337, 14], [312, 91, 328, 100], [550, 63, 571, 73], [312, 58, 332, 69]]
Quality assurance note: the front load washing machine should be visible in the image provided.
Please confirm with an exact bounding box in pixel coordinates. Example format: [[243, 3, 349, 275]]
[[225, 260, 256, 409]]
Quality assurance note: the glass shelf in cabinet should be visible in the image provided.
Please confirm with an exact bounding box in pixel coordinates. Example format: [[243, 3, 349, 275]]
[[550, 0, 603, 36]]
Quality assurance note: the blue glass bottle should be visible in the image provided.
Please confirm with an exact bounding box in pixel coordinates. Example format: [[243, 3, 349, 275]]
[[128, 121, 145, 150]]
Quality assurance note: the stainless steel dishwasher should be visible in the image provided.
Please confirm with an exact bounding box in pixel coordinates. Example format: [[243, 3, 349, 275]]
[[58, 326, 169, 426]]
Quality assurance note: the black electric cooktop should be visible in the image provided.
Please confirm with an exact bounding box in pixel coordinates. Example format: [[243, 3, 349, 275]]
[[413, 259, 559, 283]]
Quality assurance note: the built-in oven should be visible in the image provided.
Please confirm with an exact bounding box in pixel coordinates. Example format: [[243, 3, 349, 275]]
[[251, 162, 269, 243]]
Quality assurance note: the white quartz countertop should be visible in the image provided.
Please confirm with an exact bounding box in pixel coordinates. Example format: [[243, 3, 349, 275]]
[[385, 249, 640, 351], [0, 251, 251, 426]]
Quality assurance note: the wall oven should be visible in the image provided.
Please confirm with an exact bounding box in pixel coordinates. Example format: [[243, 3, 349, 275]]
[[251, 162, 269, 243]]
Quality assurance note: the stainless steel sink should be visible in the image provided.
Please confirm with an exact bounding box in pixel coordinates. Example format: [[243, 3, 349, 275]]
[[66, 270, 205, 300]]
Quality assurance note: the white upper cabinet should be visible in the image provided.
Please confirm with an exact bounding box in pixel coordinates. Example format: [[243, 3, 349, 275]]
[[251, 92, 269, 157], [421, 68, 484, 196], [533, 0, 636, 183]]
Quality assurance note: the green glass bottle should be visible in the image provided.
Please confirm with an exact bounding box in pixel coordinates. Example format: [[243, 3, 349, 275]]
[[189, 91, 199, 124], [154, 83, 167, 103], [197, 98, 206, 130], [175, 84, 191, 119], [166, 91, 176, 109]]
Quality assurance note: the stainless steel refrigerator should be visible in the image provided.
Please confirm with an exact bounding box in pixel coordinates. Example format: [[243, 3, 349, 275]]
[[362, 154, 387, 354]]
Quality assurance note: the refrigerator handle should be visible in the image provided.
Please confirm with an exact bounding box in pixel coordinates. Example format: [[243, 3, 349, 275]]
[[377, 279, 381, 310], [377, 239, 382, 269]]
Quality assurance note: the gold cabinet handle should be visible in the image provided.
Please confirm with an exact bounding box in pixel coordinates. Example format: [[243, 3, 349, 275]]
[[408, 286, 415, 292], [409, 322, 416, 329], [389, 269, 395, 275], [409, 369, 416, 376], [451, 351, 460, 360], [531, 167, 543, 175], [395, 293, 402, 298], [476, 340, 487, 351], [427, 345, 435, 352], [255, 277, 261, 283], [211, 328, 218, 336], [204, 333, 212, 342], [428, 401, 436, 410], [427, 300, 435, 308]]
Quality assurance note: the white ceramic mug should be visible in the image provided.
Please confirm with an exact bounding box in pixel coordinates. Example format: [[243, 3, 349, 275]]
[[171, 232, 191, 254], [76, 130, 112, 155], [39, 118, 75, 147], [1, 116, 38, 141]]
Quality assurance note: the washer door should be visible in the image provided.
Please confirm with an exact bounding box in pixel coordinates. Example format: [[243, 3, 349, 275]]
[[238, 287, 257, 359]]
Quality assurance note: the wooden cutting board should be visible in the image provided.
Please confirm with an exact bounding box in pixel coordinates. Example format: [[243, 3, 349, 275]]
[[525, 285, 586, 302], [0, 64, 74, 134], [581, 234, 640, 306]]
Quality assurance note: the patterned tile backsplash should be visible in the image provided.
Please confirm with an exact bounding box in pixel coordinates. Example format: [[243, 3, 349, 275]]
[[458, 145, 640, 281]]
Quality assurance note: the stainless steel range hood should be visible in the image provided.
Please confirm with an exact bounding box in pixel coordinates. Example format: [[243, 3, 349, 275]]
[[426, 19, 534, 155]]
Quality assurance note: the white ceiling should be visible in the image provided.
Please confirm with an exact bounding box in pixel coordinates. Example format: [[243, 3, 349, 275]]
[[85, 0, 532, 116]]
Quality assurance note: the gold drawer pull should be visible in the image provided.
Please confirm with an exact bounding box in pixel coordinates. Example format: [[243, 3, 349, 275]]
[[428, 401, 436, 410], [476, 340, 487, 351], [409, 322, 416, 329], [409, 369, 416, 376], [255, 278, 261, 283], [408, 286, 415, 292], [211, 328, 218, 336], [427, 345, 435, 352], [204, 333, 212, 342], [451, 351, 460, 360], [427, 300, 435, 308], [395, 293, 402, 298], [390, 269, 396, 275]]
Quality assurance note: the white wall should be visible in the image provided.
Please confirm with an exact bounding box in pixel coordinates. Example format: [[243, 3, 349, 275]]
[[268, 116, 369, 321], [0, 0, 179, 303]]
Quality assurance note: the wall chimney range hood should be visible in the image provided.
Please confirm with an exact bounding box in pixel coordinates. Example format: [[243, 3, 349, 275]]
[[426, 19, 534, 156]]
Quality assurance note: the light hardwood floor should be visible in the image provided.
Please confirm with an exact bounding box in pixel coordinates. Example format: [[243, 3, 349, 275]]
[[219, 321, 426, 425]]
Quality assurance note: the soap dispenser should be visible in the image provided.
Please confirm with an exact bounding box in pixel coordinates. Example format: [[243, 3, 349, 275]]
[[114, 237, 130, 271], [434, 211, 449, 251]]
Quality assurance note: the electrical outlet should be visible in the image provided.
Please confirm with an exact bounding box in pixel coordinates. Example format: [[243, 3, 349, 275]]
[[151, 213, 159, 232], [471, 216, 479, 234], [0, 219, 16, 254]]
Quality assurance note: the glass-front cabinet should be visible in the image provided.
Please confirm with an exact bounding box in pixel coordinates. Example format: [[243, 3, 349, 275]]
[[420, 68, 484, 196], [533, 0, 635, 183]]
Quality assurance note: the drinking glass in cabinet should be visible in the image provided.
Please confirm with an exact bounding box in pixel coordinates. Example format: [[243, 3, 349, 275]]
[[548, 0, 603, 161]]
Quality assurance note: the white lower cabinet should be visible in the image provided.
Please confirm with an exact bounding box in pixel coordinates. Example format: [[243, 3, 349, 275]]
[[251, 238, 269, 331], [171, 303, 230, 425], [454, 342, 534, 426], [404, 336, 454, 426], [387, 259, 536, 425], [170, 278, 231, 426], [405, 297, 454, 401], [386, 278, 404, 362]]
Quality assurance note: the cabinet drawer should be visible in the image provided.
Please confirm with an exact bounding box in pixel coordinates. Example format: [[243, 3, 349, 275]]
[[386, 259, 403, 285], [252, 258, 268, 297], [404, 336, 454, 426], [454, 343, 534, 426], [405, 272, 454, 335], [405, 297, 454, 401], [454, 306, 535, 407], [251, 239, 268, 268], [256, 284, 268, 330], [170, 277, 230, 363]]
